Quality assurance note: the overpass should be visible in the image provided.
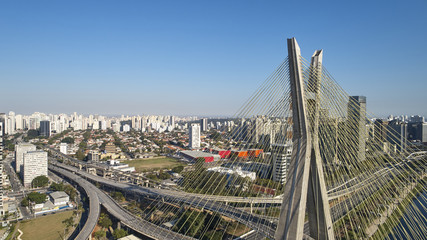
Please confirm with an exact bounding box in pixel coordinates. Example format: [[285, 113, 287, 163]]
[[50, 164, 100, 240], [50, 164, 196, 240]]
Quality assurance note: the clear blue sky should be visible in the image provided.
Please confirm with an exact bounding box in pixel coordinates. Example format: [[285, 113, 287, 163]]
[[1, 0, 426, 117]]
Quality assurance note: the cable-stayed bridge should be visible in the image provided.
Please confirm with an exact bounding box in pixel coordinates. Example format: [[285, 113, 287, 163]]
[[50, 38, 426, 240]]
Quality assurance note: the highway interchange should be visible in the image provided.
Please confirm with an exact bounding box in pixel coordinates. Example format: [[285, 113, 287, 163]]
[[47, 147, 426, 240], [50, 164, 195, 240]]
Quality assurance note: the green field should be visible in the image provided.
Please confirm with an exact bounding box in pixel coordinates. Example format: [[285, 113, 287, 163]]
[[19, 211, 75, 240], [123, 157, 184, 172]]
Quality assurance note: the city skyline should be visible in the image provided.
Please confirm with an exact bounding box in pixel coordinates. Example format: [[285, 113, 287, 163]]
[[1, 1, 427, 117]]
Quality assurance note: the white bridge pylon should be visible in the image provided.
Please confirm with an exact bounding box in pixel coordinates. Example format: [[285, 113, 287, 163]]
[[275, 38, 334, 240]]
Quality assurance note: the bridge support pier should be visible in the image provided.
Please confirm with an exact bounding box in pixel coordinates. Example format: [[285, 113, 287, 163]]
[[275, 38, 334, 240]]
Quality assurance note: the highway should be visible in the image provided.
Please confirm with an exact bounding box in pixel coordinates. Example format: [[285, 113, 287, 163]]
[[51, 161, 279, 239], [48, 147, 426, 239], [50, 165, 195, 240], [49, 165, 100, 240], [48, 147, 394, 205]]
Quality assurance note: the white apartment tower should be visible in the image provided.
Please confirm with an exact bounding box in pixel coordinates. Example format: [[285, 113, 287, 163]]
[[15, 143, 36, 173], [112, 123, 120, 132], [15, 114, 23, 130], [189, 123, 201, 149], [23, 151, 48, 188], [123, 124, 130, 132], [0, 122, 4, 215], [169, 116, 175, 129], [271, 143, 292, 183], [200, 118, 208, 132]]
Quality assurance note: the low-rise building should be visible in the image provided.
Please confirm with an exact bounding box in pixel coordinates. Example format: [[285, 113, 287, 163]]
[[60, 143, 68, 154], [88, 150, 100, 162], [180, 150, 220, 163], [207, 166, 256, 181], [105, 142, 116, 153], [34, 191, 71, 215], [50, 191, 69, 205]]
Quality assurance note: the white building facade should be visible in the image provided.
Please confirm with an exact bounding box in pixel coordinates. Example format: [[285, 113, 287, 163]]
[[272, 143, 292, 183], [60, 143, 68, 154], [23, 151, 48, 188], [189, 123, 201, 149], [15, 143, 36, 173]]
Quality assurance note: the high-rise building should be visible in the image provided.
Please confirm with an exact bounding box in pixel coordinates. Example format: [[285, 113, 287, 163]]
[[92, 120, 100, 130], [387, 120, 408, 151], [408, 122, 427, 144], [40, 120, 51, 137], [6, 111, 16, 135], [409, 115, 425, 123], [373, 119, 388, 143], [123, 124, 131, 132], [348, 96, 367, 161], [23, 151, 48, 188], [373, 119, 390, 152], [0, 121, 4, 215], [101, 120, 107, 130], [29, 118, 37, 130], [131, 117, 137, 130], [271, 143, 292, 183], [170, 116, 175, 129], [112, 123, 120, 132], [15, 143, 36, 173], [15, 114, 23, 130], [200, 118, 208, 132], [189, 123, 201, 149], [0, 113, 5, 136], [60, 143, 68, 154]]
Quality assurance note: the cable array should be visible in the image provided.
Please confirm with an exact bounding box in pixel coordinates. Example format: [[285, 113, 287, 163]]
[[122, 57, 426, 240]]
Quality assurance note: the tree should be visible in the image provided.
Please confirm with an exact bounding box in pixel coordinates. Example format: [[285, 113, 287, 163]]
[[21, 198, 29, 207], [32, 175, 49, 188], [6, 143, 15, 151], [172, 165, 184, 173], [112, 191, 125, 202], [209, 131, 222, 141], [94, 230, 106, 240], [75, 150, 86, 161], [27, 129, 39, 138], [202, 231, 223, 240], [98, 213, 112, 229], [173, 211, 207, 237], [62, 216, 74, 233], [50, 182, 65, 191], [27, 192, 47, 204], [64, 184, 77, 200], [158, 170, 171, 180], [112, 228, 128, 239], [61, 137, 75, 144]]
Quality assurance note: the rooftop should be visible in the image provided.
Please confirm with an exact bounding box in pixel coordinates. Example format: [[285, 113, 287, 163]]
[[50, 191, 69, 200]]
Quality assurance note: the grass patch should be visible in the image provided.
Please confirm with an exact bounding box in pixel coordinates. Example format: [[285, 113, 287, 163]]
[[19, 211, 74, 240], [123, 157, 184, 172], [225, 221, 250, 237]]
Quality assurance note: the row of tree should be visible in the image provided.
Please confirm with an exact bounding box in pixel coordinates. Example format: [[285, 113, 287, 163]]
[[93, 213, 128, 240]]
